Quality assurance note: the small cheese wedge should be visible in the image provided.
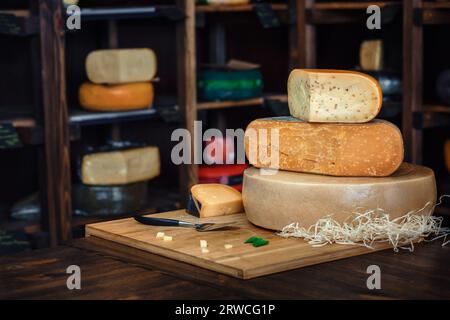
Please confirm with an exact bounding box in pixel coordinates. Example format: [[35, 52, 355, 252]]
[[82, 146, 160, 185], [244, 117, 404, 177], [243, 163, 436, 230], [287, 69, 382, 123], [86, 48, 157, 84], [79, 82, 154, 112], [360, 40, 383, 71], [190, 184, 243, 218]]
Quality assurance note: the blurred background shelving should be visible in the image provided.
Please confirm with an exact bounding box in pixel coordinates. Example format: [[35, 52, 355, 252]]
[[1, 0, 450, 253]]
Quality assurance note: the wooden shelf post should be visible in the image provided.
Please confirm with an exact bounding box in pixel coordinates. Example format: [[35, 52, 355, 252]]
[[291, 0, 316, 69], [39, 0, 72, 245], [403, 0, 423, 163], [176, 0, 198, 198]]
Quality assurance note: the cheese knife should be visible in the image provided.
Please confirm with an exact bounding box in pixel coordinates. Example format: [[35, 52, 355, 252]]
[[133, 215, 234, 232]]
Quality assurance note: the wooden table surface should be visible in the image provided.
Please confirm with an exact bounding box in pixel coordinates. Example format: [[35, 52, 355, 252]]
[[0, 237, 449, 299]]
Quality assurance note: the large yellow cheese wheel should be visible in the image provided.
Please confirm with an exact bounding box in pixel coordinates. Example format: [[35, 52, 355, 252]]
[[242, 163, 436, 231], [244, 117, 404, 177], [86, 48, 157, 84], [79, 82, 154, 112], [288, 69, 382, 123]]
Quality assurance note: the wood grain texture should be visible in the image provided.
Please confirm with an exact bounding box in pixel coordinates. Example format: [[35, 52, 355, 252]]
[[0, 245, 235, 300], [39, 0, 72, 245], [295, 0, 316, 68], [85, 210, 392, 279], [197, 97, 264, 110], [1, 237, 449, 299], [403, 0, 423, 164], [176, 0, 198, 197]]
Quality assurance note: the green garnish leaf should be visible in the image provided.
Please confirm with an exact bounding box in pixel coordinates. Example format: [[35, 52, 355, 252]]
[[245, 236, 259, 244]]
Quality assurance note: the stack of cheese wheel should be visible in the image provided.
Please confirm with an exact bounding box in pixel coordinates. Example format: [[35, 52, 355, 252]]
[[242, 69, 437, 231], [73, 145, 161, 217], [79, 48, 157, 112]]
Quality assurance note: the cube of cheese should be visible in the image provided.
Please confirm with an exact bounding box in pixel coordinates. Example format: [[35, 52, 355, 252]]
[[163, 236, 173, 241], [190, 184, 243, 218], [287, 69, 382, 123], [200, 240, 208, 248], [224, 244, 233, 250], [86, 48, 157, 84], [201, 248, 210, 254], [360, 40, 383, 71], [82, 146, 160, 185], [156, 232, 165, 239]]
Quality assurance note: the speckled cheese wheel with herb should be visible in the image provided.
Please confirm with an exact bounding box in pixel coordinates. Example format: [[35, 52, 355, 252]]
[[287, 69, 382, 123]]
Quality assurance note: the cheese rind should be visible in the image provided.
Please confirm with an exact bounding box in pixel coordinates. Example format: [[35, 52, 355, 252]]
[[86, 48, 157, 84], [191, 184, 243, 218], [244, 117, 404, 177], [79, 82, 154, 112], [360, 40, 383, 71], [287, 69, 382, 123], [82, 147, 160, 185], [243, 163, 436, 231]]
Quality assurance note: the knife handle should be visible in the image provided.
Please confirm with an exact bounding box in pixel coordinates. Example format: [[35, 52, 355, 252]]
[[134, 215, 180, 227]]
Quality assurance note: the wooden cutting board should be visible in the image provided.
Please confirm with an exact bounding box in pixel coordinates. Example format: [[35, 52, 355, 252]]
[[85, 210, 391, 279]]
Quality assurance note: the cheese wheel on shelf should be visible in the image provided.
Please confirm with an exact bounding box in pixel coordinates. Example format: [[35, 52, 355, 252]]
[[359, 40, 383, 71], [287, 69, 382, 123], [190, 184, 243, 218], [86, 48, 157, 84], [79, 82, 154, 111], [242, 163, 436, 231], [82, 146, 160, 185], [244, 117, 404, 177]]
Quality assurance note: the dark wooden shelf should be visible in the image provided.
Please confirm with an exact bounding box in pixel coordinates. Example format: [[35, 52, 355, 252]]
[[416, 105, 450, 129], [313, 1, 399, 10], [75, 6, 185, 22], [72, 185, 182, 228], [0, 10, 39, 36], [196, 3, 288, 13], [423, 2, 450, 10], [69, 108, 159, 126], [420, 5, 450, 25], [0, 209, 41, 234], [307, 1, 401, 24], [197, 97, 264, 110]]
